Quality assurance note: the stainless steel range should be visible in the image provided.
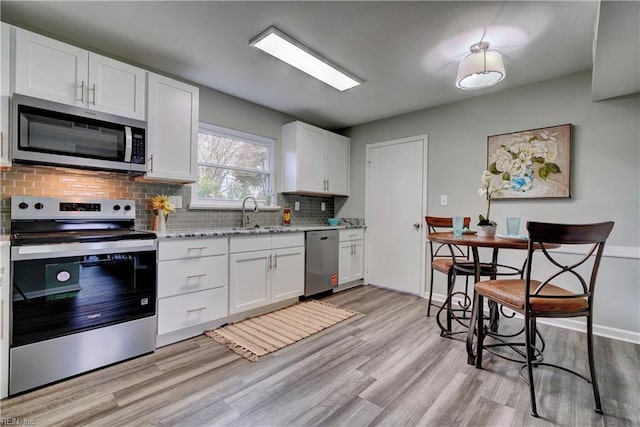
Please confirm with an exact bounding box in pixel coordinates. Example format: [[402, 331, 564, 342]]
[[9, 196, 157, 395]]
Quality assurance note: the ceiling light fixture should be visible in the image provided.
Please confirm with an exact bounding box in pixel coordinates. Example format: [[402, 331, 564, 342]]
[[456, 41, 505, 90], [249, 26, 361, 92]]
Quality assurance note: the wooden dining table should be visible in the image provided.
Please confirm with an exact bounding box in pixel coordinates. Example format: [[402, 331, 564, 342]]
[[427, 231, 559, 365]]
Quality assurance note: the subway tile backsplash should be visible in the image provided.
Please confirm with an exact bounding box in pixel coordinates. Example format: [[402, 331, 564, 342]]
[[0, 165, 336, 233]]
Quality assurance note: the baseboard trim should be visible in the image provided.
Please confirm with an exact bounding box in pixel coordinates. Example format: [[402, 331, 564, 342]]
[[428, 292, 640, 345]]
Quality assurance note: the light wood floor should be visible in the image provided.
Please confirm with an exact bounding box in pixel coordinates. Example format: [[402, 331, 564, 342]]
[[1, 285, 639, 426]]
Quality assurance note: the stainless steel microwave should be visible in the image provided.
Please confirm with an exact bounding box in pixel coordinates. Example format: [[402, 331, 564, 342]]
[[12, 95, 147, 174]]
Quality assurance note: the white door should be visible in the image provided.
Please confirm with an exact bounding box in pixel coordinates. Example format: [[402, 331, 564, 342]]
[[146, 73, 199, 182], [323, 133, 350, 195], [271, 247, 305, 302], [229, 251, 271, 314], [88, 53, 146, 120], [14, 28, 88, 106], [365, 135, 427, 295]]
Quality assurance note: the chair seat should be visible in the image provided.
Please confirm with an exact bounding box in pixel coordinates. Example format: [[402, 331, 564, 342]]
[[432, 257, 468, 273], [475, 279, 588, 313]]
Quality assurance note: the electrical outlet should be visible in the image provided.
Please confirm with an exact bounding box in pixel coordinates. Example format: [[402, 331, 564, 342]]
[[294, 201, 300, 211], [440, 195, 448, 206], [169, 196, 183, 209], [321, 202, 326, 211]]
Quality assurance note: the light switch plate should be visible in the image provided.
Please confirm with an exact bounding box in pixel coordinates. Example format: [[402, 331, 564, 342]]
[[440, 195, 448, 206], [169, 196, 183, 209], [321, 202, 326, 211], [294, 201, 300, 211]]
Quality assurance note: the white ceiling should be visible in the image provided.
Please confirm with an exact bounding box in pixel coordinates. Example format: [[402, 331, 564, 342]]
[[0, 1, 616, 130]]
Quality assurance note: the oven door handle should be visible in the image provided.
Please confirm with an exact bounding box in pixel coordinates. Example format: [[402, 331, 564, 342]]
[[11, 239, 157, 260]]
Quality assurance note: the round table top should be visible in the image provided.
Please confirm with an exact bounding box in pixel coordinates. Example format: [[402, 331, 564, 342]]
[[427, 232, 559, 250]]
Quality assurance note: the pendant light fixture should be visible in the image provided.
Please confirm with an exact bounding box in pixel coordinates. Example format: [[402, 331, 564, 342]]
[[456, 41, 505, 90]]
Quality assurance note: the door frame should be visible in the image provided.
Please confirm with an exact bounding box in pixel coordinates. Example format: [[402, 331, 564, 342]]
[[364, 134, 428, 296]]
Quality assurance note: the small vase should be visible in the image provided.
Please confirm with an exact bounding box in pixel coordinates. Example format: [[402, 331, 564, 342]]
[[157, 212, 167, 234], [477, 225, 497, 238]]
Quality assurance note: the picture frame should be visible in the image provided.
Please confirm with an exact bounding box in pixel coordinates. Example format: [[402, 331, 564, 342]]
[[487, 123, 571, 199]]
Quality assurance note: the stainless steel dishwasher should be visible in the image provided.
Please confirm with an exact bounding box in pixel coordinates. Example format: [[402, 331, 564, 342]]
[[304, 230, 339, 296]]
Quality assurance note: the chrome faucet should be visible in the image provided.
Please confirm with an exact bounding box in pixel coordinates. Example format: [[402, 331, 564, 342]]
[[241, 196, 259, 228]]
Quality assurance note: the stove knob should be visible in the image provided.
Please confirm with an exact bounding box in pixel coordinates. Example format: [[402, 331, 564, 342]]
[[18, 202, 29, 209], [113, 204, 121, 211], [124, 204, 132, 211], [34, 202, 44, 210]]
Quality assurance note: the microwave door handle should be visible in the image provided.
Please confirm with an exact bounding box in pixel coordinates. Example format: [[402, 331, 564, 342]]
[[124, 126, 133, 162]]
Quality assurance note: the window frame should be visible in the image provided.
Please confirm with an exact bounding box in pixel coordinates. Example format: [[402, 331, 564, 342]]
[[189, 122, 278, 210]]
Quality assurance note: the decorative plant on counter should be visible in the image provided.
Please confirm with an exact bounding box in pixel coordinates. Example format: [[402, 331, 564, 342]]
[[478, 170, 510, 226], [149, 195, 175, 233]]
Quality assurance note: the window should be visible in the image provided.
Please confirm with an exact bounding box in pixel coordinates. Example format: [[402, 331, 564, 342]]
[[190, 123, 275, 209]]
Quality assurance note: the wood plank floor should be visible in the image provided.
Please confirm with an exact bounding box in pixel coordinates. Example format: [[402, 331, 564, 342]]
[[1, 285, 639, 426]]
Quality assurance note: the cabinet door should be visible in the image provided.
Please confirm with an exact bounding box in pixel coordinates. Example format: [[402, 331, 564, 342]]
[[14, 28, 87, 106], [0, 26, 8, 166], [88, 53, 146, 120], [296, 123, 325, 193], [271, 246, 305, 302], [157, 287, 228, 335], [350, 241, 364, 281], [229, 251, 271, 314], [323, 132, 350, 196], [146, 73, 199, 182], [338, 242, 353, 285]]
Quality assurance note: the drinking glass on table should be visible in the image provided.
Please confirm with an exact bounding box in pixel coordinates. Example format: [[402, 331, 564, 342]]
[[452, 216, 464, 237], [506, 217, 521, 235]]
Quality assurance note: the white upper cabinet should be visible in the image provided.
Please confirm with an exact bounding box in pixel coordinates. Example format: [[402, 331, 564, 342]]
[[1, 24, 11, 167], [145, 73, 199, 182], [282, 121, 350, 196], [14, 28, 146, 120]]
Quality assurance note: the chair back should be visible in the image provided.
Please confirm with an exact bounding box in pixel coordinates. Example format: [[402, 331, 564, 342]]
[[425, 216, 471, 261], [524, 221, 614, 313]]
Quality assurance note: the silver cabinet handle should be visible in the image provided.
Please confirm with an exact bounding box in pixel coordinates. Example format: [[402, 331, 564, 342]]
[[274, 253, 277, 269], [80, 80, 85, 102], [327, 179, 330, 191], [187, 246, 207, 251], [90, 83, 96, 105], [149, 154, 154, 173], [268, 254, 272, 270], [187, 306, 207, 313], [186, 273, 206, 279]]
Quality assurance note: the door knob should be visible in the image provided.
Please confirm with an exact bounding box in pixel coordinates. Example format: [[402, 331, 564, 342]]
[[413, 223, 421, 229]]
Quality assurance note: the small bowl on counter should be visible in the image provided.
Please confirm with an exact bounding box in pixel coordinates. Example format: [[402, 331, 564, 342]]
[[327, 218, 341, 226]]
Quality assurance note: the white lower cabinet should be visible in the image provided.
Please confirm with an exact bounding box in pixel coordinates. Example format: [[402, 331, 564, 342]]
[[156, 237, 228, 346], [0, 244, 9, 398], [338, 229, 365, 285], [229, 233, 304, 315]]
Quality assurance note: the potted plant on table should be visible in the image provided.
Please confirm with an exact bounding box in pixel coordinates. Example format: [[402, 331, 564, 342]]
[[477, 170, 510, 237]]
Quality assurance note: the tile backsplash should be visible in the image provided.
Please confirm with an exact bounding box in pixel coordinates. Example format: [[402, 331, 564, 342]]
[[0, 165, 336, 234]]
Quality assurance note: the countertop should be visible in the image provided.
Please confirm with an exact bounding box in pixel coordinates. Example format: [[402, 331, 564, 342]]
[[155, 225, 365, 239]]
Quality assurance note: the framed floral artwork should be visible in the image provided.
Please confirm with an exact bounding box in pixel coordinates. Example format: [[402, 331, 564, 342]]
[[487, 124, 571, 199]]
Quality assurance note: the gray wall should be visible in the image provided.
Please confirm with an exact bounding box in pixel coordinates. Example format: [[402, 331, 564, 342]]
[[338, 70, 640, 337]]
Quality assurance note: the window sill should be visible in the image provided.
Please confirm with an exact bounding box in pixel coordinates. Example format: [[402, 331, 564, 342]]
[[188, 201, 281, 211]]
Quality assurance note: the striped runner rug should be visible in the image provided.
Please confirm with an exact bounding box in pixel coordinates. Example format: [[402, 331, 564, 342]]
[[205, 300, 359, 361]]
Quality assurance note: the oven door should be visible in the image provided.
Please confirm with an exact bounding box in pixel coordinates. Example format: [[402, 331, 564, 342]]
[[10, 239, 157, 348]]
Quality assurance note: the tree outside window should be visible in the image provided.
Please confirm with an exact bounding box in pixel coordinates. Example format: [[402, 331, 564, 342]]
[[193, 124, 274, 207]]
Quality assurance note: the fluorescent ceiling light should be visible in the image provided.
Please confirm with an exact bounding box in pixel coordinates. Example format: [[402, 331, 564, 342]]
[[250, 27, 361, 92]]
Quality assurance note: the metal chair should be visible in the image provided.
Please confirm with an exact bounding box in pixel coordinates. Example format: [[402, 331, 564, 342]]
[[469, 221, 614, 417], [425, 216, 471, 317]]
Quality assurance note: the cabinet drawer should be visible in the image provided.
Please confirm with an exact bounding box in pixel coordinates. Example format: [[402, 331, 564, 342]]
[[158, 238, 227, 260], [157, 287, 228, 335], [339, 229, 364, 242], [158, 255, 227, 298], [271, 233, 304, 249], [230, 235, 271, 253]]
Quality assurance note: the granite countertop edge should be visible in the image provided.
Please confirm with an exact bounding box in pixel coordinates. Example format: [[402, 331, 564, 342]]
[[155, 224, 365, 239]]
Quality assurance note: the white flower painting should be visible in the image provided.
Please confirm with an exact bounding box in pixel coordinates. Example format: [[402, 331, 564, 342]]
[[487, 124, 571, 199]]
